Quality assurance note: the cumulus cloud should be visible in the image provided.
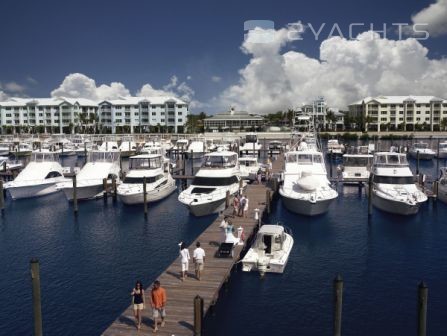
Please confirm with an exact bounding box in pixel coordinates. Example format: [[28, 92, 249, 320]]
[[216, 24, 447, 114], [4, 82, 26, 93], [211, 76, 222, 83], [410, 0, 447, 37], [0, 90, 9, 101]]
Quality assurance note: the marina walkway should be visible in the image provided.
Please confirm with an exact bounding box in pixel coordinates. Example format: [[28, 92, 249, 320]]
[[102, 155, 284, 336]]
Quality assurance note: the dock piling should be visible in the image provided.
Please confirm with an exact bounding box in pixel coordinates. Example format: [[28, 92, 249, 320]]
[[72, 175, 78, 214], [193, 295, 204, 336], [112, 176, 117, 201], [436, 138, 440, 174], [368, 174, 373, 217], [103, 178, 108, 201], [418, 281, 428, 336], [416, 151, 420, 175], [225, 190, 230, 209], [30, 259, 43, 336], [190, 150, 194, 176], [333, 274, 343, 336], [330, 150, 333, 178], [0, 180, 4, 212], [84, 142, 87, 164], [143, 177, 148, 216], [266, 189, 271, 214]]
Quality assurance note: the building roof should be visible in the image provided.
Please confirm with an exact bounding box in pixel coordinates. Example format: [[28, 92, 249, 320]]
[[204, 109, 264, 121], [0, 97, 97, 107], [349, 95, 447, 106], [99, 96, 187, 106]]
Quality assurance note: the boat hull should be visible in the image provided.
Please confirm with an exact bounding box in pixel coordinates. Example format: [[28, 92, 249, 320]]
[[371, 191, 420, 215], [409, 152, 434, 160], [184, 197, 226, 217], [281, 194, 334, 216], [118, 183, 176, 205], [436, 151, 447, 159], [437, 185, 447, 204], [62, 184, 105, 201], [7, 182, 59, 200]]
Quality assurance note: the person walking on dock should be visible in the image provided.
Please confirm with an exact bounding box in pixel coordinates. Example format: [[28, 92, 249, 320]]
[[233, 194, 240, 216], [193, 241, 206, 280], [179, 242, 190, 281], [239, 194, 246, 217], [243, 194, 249, 218], [131, 280, 145, 330], [150, 280, 167, 333]]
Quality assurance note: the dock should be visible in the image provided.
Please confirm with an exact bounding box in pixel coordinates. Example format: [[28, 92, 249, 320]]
[[102, 155, 284, 336]]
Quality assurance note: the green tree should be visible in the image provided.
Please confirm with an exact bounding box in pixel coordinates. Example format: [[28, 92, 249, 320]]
[[440, 117, 447, 131]]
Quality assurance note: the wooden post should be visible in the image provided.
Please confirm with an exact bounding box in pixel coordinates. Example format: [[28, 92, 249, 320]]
[[72, 175, 78, 214], [190, 150, 194, 176], [333, 274, 343, 336], [433, 180, 439, 200], [0, 180, 4, 212], [368, 174, 373, 217], [330, 150, 333, 178], [61, 142, 64, 156], [418, 281, 428, 336], [193, 295, 204, 336], [416, 150, 420, 175], [143, 177, 148, 216], [3, 161, 6, 172], [436, 138, 440, 175], [266, 189, 271, 214], [225, 190, 230, 209], [272, 177, 278, 193], [103, 177, 108, 200], [112, 176, 117, 201], [30, 259, 43, 336], [84, 142, 87, 165]]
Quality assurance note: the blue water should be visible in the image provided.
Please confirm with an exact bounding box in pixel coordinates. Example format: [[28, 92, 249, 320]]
[[1, 144, 447, 335]]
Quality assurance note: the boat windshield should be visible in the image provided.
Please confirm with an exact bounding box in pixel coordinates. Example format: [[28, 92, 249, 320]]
[[439, 143, 447, 149], [89, 151, 120, 163], [123, 175, 164, 184], [239, 159, 257, 167], [31, 152, 58, 162], [374, 154, 408, 166], [343, 156, 372, 167], [192, 176, 238, 186], [129, 156, 163, 169], [246, 134, 257, 143], [202, 154, 237, 168], [373, 175, 415, 184], [286, 153, 322, 164], [414, 143, 428, 149]]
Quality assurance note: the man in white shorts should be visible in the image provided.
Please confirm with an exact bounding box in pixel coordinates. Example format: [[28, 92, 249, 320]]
[[193, 241, 206, 281]]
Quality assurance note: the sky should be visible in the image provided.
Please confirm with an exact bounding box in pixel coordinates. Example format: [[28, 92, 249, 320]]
[[1, 0, 447, 114]]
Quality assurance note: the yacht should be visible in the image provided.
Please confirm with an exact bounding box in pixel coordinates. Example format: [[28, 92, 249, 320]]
[[371, 152, 427, 215], [435, 142, 447, 159], [0, 142, 11, 156], [341, 147, 374, 184], [178, 150, 241, 216], [117, 154, 176, 204], [408, 142, 435, 160], [268, 140, 284, 155], [56, 151, 121, 201], [327, 139, 345, 156], [241, 224, 294, 276], [186, 137, 206, 159], [10, 142, 33, 156], [118, 137, 137, 157], [438, 168, 447, 204], [279, 142, 338, 216], [238, 156, 260, 180], [99, 140, 119, 151], [240, 133, 262, 155], [173, 138, 189, 154], [0, 156, 23, 171], [4, 151, 69, 199]]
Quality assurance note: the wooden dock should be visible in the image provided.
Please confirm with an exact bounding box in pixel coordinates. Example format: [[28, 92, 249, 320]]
[[102, 156, 284, 336]]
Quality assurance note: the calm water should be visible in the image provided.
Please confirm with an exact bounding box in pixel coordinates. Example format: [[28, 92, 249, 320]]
[[1, 142, 447, 335]]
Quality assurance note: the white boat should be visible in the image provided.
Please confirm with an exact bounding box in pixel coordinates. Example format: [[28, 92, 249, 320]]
[[56, 151, 121, 201], [0, 156, 23, 171], [173, 139, 189, 153], [438, 167, 447, 204], [241, 224, 294, 276], [186, 137, 206, 159], [435, 142, 447, 159], [119, 137, 137, 157], [408, 142, 435, 160], [99, 141, 119, 151], [0, 143, 11, 156], [268, 140, 284, 154], [71, 137, 94, 156], [371, 152, 427, 215], [178, 150, 241, 216], [4, 152, 69, 199], [327, 139, 345, 156], [240, 133, 262, 155], [10, 143, 33, 156], [238, 156, 260, 180], [280, 144, 338, 216], [341, 148, 373, 183], [117, 154, 176, 205]]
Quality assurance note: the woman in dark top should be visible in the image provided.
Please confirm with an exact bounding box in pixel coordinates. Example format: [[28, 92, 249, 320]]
[[131, 280, 145, 330]]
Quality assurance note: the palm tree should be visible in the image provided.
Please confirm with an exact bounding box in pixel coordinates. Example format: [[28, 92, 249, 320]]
[[326, 111, 337, 130], [440, 117, 447, 131]]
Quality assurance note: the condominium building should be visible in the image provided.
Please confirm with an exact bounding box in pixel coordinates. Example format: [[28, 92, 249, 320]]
[[348, 96, 447, 131], [98, 96, 188, 133], [203, 107, 264, 131], [0, 97, 97, 133]]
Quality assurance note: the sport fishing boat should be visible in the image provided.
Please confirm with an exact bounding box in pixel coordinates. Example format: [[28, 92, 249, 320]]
[[341, 147, 374, 184], [239, 133, 262, 155], [117, 154, 176, 204], [4, 151, 69, 199], [268, 140, 284, 155], [438, 167, 447, 204], [10, 142, 33, 156], [238, 156, 260, 180], [56, 151, 121, 200], [178, 150, 241, 216], [99, 139, 119, 151], [371, 152, 427, 215], [241, 224, 294, 276], [173, 138, 189, 154], [408, 142, 435, 160]]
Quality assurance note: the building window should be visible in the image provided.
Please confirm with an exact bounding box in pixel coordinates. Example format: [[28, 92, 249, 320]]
[[178, 118, 183, 123], [152, 112, 156, 116], [178, 112, 182, 115]]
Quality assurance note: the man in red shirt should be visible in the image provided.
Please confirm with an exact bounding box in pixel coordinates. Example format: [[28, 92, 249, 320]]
[[150, 280, 167, 332]]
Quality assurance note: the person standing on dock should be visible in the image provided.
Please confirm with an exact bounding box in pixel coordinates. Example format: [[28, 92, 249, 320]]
[[233, 194, 240, 216], [130, 280, 145, 330], [193, 241, 206, 280], [243, 194, 249, 218], [239, 194, 246, 217], [150, 280, 167, 332], [179, 242, 190, 281]]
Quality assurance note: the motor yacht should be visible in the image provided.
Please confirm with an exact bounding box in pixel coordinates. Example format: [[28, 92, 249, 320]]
[[186, 137, 206, 159], [435, 142, 447, 159], [118, 137, 137, 157], [268, 140, 284, 155], [241, 224, 294, 276], [327, 139, 345, 156], [173, 138, 189, 154], [99, 140, 119, 151], [117, 154, 176, 204], [56, 150, 121, 201], [238, 156, 260, 180], [178, 150, 241, 216], [239, 133, 262, 155], [4, 151, 69, 199], [371, 152, 427, 215], [0, 142, 11, 156], [10, 142, 33, 156], [408, 142, 435, 160], [0, 156, 23, 171], [341, 147, 373, 184], [279, 142, 338, 216]]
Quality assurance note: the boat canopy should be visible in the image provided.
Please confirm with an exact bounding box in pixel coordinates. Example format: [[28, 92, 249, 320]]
[[202, 153, 237, 168], [343, 155, 373, 167], [254, 225, 286, 253], [286, 152, 323, 164], [374, 153, 408, 166], [31, 152, 59, 162], [129, 155, 163, 169], [413, 143, 429, 149], [88, 151, 120, 163], [245, 133, 258, 143]]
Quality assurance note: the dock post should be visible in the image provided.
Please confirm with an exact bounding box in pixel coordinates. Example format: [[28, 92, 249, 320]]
[[3, 161, 6, 172], [225, 190, 230, 209], [333, 274, 343, 336], [143, 177, 148, 217], [239, 178, 243, 192], [0, 180, 4, 213], [72, 175, 78, 214], [418, 281, 428, 336], [330, 150, 333, 178], [112, 176, 117, 201], [84, 142, 87, 164], [190, 150, 194, 176], [266, 189, 271, 214], [193, 295, 204, 336], [30, 259, 43, 336], [61, 142, 64, 156], [416, 151, 420, 175], [103, 178, 108, 201], [368, 174, 373, 217], [436, 138, 440, 174], [433, 180, 439, 200]]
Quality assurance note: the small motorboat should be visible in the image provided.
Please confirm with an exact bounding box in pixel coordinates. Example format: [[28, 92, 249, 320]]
[[241, 224, 294, 276]]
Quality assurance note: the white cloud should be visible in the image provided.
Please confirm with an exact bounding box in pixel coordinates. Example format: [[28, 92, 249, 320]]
[[26, 76, 38, 85], [410, 0, 447, 37], [0, 90, 9, 101], [216, 24, 447, 114], [211, 76, 222, 83], [4, 82, 26, 93]]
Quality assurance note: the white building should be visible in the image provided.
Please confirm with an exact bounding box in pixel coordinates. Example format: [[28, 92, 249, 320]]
[[0, 97, 97, 133], [349, 96, 447, 132], [98, 96, 188, 133], [203, 107, 264, 131]]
